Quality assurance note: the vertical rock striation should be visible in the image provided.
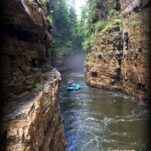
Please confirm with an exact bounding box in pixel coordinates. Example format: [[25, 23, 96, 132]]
[[0, 0, 52, 102], [85, 0, 151, 101], [120, 0, 151, 101], [0, 69, 66, 151], [0, 0, 66, 150]]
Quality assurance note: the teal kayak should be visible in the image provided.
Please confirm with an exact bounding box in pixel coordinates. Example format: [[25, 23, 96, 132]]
[[66, 83, 81, 91]]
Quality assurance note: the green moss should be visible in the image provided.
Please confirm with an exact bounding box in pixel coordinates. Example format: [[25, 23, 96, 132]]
[[131, 21, 140, 28], [47, 15, 53, 24], [82, 33, 95, 49], [102, 18, 122, 33], [120, 27, 123, 33], [40, 0, 47, 4], [82, 12, 122, 50], [94, 20, 107, 32], [84, 54, 93, 65], [108, 9, 119, 18], [82, 8, 122, 50]]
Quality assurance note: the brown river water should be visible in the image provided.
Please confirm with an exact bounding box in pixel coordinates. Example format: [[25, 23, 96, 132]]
[[57, 53, 150, 151]]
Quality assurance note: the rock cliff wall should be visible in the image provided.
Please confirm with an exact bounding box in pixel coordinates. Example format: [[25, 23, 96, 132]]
[[85, 0, 151, 101], [0, 0, 52, 102], [120, 0, 151, 101], [0, 69, 66, 151], [0, 0, 66, 150]]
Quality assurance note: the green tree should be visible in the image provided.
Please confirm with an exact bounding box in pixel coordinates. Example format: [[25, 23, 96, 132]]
[[49, 0, 78, 56]]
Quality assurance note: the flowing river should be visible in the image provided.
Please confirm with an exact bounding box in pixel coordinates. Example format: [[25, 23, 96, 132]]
[[58, 53, 150, 151]]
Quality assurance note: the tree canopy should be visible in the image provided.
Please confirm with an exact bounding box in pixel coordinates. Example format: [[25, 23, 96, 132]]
[[48, 0, 120, 55], [49, 0, 78, 56]]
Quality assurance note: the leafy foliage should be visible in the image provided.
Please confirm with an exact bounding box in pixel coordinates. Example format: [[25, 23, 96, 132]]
[[48, 0, 78, 56], [108, 9, 119, 18], [102, 18, 122, 32], [47, 0, 122, 54], [77, 1, 122, 51], [82, 33, 95, 50], [54, 46, 71, 56], [94, 20, 107, 32], [131, 20, 140, 28]]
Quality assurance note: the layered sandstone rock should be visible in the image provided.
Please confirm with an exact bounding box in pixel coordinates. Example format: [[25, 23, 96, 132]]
[[0, 69, 66, 151], [85, 0, 151, 101], [0, 0, 52, 102], [85, 21, 123, 90], [120, 0, 151, 101], [0, 0, 66, 150]]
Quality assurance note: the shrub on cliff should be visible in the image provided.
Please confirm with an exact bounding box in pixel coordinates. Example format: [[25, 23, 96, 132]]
[[94, 20, 107, 32], [82, 9, 122, 50], [77, 1, 123, 51], [102, 18, 122, 33], [108, 9, 119, 18], [82, 33, 95, 50]]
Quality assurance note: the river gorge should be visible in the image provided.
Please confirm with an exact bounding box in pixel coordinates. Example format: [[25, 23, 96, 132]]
[[58, 53, 150, 151], [0, 0, 150, 150]]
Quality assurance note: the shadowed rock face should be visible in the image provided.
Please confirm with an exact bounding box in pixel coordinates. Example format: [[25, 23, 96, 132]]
[[0, 0, 52, 102], [0, 1, 66, 150], [85, 0, 151, 102]]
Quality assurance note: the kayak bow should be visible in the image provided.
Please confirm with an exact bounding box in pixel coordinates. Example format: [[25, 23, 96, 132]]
[[66, 83, 81, 91]]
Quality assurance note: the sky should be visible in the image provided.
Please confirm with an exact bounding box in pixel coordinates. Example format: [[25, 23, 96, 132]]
[[74, 0, 87, 16]]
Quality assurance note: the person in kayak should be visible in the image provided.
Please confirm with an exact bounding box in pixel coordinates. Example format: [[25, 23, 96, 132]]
[[68, 83, 76, 87], [66, 82, 80, 91]]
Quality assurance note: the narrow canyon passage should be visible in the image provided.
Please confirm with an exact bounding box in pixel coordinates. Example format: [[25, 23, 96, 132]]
[[58, 53, 150, 151], [0, 0, 150, 150]]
